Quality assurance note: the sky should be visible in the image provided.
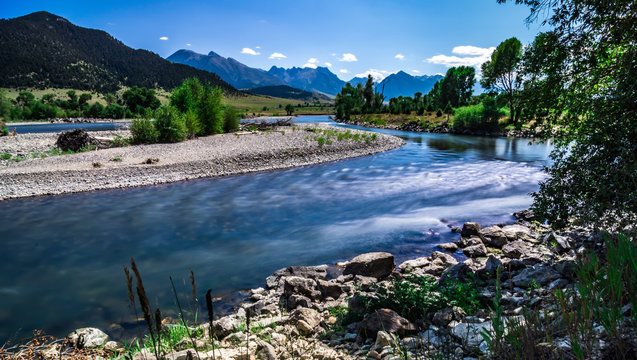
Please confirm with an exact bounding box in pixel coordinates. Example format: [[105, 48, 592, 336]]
[[1, 0, 542, 81]]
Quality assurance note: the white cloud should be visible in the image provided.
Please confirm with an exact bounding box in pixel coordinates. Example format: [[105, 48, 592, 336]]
[[186, 43, 192, 47], [159, 36, 169, 41], [307, 58, 319, 64], [354, 69, 392, 82], [303, 63, 318, 69], [241, 47, 260, 55], [412, 70, 420, 74], [325, 62, 332, 67], [452, 45, 495, 57], [331, 53, 337, 56], [255, 46, 261, 49], [269, 52, 287, 60], [426, 45, 495, 68], [339, 53, 358, 62], [339, 69, 349, 74], [395, 53, 405, 60]]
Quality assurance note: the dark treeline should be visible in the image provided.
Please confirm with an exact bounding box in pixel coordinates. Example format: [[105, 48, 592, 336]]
[[0, 87, 162, 121]]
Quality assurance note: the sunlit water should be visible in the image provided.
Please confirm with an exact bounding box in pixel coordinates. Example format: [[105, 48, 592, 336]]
[[0, 116, 551, 342]]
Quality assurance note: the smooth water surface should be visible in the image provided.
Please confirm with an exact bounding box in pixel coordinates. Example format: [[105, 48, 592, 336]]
[[7, 121, 127, 134], [0, 116, 551, 342]]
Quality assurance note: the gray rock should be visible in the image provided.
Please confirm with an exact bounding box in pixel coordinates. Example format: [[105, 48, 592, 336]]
[[283, 276, 321, 300], [462, 243, 487, 258], [501, 224, 531, 240], [461, 222, 481, 237], [287, 294, 312, 309], [513, 210, 535, 221], [290, 308, 322, 335], [450, 321, 493, 348], [358, 309, 416, 339], [480, 226, 508, 248], [546, 232, 572, 254], [399, 257, 430, 272], [344, 252, 395, 279], [512, 266, 556, 287], [502, 240, 528, 259], [457, 236, 483, 248], [477, 255, 503, 278], [438, 242, 458, 252], [257, 340, 278, 360], [265, 265, 328, 289], [375, 330, 394, 348], [438, 263, 473, 284], [431, 251, 458, 266], [67, 327, 109, 349], [317, 279, 344, 300], [212, 316, 239, 339]]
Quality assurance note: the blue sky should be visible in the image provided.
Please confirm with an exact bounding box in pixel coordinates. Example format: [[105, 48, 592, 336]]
[[2, 0, 541, 81]]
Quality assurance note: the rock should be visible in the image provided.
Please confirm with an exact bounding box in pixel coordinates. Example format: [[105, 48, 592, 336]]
[[344, 252, 395, 279], [67, 327, 109, 349], [399, 257, 430, 272], [438, 263, 473, 284], [287, 294, 312, 309], [432, 308, 454, 327], [476, 255, 503, 278], [431, 251, 458, 266], [438, 242, 458, 252], [501, 225, 531, 241], [462, 243, 487, 258], [457, 236, 483, 248], [512, 265, 556, 287], [502, 240, 528, 259], [450, 321, 493, 348], [213, 315, 240, 338], [513, 210, 535, 221], [56, 129, 94, 152], [257, 341, 278, 360], [358, 309, 416, 339], [283, 276, 321, 300], [317, 279, 344, 300], [546, 232, 572, 254], [375, 330, 394, 348], [480, 226, 508, 248], [554, 260, 575, 279], [290, 308, 322, 335], [461, 222, 481, 237], [265, 265, 328, 289]]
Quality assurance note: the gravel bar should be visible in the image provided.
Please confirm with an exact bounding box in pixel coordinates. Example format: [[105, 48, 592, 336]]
[[0, 124, 404, 200]]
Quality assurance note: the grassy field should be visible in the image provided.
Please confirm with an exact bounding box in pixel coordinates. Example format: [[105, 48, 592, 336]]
[[352, 112, 522, 130]]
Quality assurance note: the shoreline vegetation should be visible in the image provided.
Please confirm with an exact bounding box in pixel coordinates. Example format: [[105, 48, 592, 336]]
[[0, 123, 403, 200], [2, 211, 635, 359]]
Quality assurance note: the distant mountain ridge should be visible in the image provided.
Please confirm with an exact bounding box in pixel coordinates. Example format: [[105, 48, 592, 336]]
[[245, 85, 332, 102], [0, 11, 237, 93], [267, 66, 345, 96], [378, 72, 443, 100]]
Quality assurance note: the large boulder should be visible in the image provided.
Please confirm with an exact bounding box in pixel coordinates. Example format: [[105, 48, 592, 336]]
[[67, 327, 109, 349], [502, 240, 529, 259], [265, 265, 328, 289], [476, 255, 503, 278], [513, 209, 535, 221], [438, 263, 473, 284], [460, 222, 481, 237], [343, 252, 395, 279], [283, 276, 321, 300], [462, 243, 487, 258], [480, 226, 508, 248], [290, 308, 322, 335], [512, 265, 556, 287], [501, 224, 532, 241], [358, 309, 416, 339], [212, 316, 240, 338]]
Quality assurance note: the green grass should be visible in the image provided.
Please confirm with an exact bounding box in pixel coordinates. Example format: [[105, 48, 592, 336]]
[[307, 128, 378, 146], [0, 145, 96, 162], [225, 94, 334, 116]]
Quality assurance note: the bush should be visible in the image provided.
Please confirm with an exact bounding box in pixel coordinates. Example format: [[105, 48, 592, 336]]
[[198, 86, 224, 135], [153, 106, 186, 143], [453, 100, 503, 130], [130, 118, 158, 144], [223, 107, 239, 133], [101, 104, 126, 119], [86, 102, 104, 118], [183, 109, 201, 138], [436, 108, 443, 117]]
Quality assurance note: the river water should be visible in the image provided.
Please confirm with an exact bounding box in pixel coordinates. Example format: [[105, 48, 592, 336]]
[[0, 116, 551, 342]]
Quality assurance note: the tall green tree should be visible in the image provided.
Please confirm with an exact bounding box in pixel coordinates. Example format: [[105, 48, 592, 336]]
[[122, 86, 161, 114], [440, 66, 476, 108], [480, 37, 523, 124], [499, 0, 637, 230]]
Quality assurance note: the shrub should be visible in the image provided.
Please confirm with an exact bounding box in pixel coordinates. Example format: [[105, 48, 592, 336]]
[[198, 86, 224, 135], [183, 110, 201, 138], [223, 107, 239, 133], [153, 106, 186, 143], [453, 99, 502, 130], [436, 108, 443, 117], [101, 104, 126, 119], [86, 102, 104, 118], [130, 118, 158, 144]]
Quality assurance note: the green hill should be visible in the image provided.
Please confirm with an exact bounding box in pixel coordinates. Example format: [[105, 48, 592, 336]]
[[245, 85, 333, 103]]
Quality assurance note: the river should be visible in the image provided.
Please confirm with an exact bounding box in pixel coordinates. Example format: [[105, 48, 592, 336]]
[[0, 115, 551, 342]]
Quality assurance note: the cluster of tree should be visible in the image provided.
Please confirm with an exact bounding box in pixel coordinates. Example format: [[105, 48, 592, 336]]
[[130, 78, 239, 144], [494, 0, 636, 231], [0, 87, 163, 120], [334, 75, 385, 120]]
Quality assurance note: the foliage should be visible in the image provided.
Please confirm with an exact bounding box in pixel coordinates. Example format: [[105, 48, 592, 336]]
[[481, 37, 523, 124], [122, 86, 161, 115], [357, 274, 481, 322], [335, 75, 384, 120], [101, 104, 126, 119], [182, 110, 201, 139], [285, 103, 295, 116], [130, 117, 159, 144], [170, 77, 204, 114], [223, 106, 239, 133], [498, 0, 637, 230], [153, 106, 186, 143], [198, 85, 224, 135], [453, 97, 504, 130]]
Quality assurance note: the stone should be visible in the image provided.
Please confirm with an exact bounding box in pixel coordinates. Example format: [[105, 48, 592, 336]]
[[476, 255, 503, 278], [375, 330, 394, 348], [461, 222, 481, 237], [512, 265, 556, 287], [290, 308, 322, 335], [480, 226, 508, 248], [501, 225, 531, 241], [344, 252, 395, 279], [457, 236, 483, 248], [257, 341, 278, 360], [358, 309, 416, 339], [502, 240, 528, 259], [438, 263, 473, 284], [317, 279, 344, 300], [399, 257, 430, 272], [546, 232, 572, 254], [104, 341, 120, 352], [450, 321, 493, 348], [432, 308, 454, 327], [56, 129, 94, 152], [265, 265, 327, 289], [283, 276, 321, 300], [67, 327, 109, 349], [513, 210, 535, 221], [431, 251, 458, 265], [462, 243, 487, 258], [213, 315, 240, 338], [287, 294, 312, 309], [438, 242, 458, 252]]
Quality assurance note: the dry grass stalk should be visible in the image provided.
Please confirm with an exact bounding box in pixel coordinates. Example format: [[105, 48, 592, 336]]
[[205, 289, 216, 360], [169, 276, 201, 360], [130, 258, 160, 360]]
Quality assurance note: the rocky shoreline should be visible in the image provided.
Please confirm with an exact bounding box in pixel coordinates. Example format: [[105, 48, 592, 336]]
[[334, 117, 542, 138], [0, 124, 404, 200], [6, 211, 633, 359]]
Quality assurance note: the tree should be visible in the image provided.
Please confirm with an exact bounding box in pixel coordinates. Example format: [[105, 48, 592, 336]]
[[285, 104, 295, 116], [15, 91, 35, 108], [122, 86, 161, 114], [480, 37, 522, 124], [499, 0, 637, 230], [198, 85, 224, 135], [78, 93, 92, 109], [439, 66, 476, 108]]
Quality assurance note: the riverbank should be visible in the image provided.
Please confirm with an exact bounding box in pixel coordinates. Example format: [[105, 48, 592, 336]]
[[0, 124, 404, 200], [5, 211, 632, 359], [335, 115, 543, 138]]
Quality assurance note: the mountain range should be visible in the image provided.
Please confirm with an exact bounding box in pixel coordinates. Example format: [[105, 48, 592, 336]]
[[0, 11, 236, 94], [167, 49, 443, 99]]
